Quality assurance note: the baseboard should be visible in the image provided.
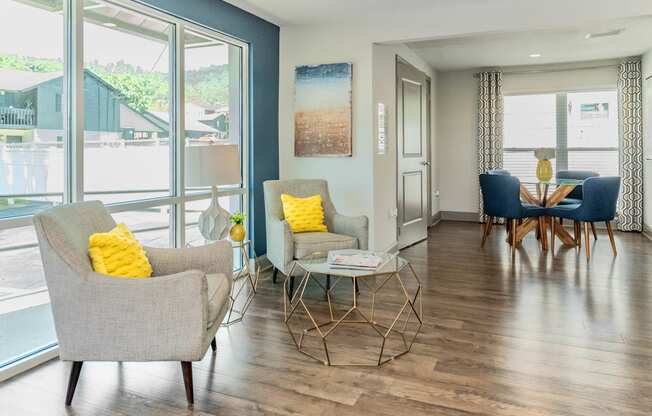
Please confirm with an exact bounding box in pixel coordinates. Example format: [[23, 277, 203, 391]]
[[440, 211, 479, 222], [429, 212, 441, 227], [644, 224, 652, 241]]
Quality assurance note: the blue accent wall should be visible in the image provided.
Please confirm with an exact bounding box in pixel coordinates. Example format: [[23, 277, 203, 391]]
[[140, 0, 279, 255]]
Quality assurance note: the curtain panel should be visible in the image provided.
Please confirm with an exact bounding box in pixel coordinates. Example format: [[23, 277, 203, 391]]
[[477, 71, 504, 221], [618, 59, 644, 232]]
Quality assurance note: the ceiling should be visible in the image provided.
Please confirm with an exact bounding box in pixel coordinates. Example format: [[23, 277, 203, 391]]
[[406, 16, 652, 71], [224, 0, 480, 26]]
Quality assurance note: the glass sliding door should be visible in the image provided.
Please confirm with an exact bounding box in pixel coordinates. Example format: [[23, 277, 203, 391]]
[[83, 0, 173, 204], [0, 0, 64, 369]]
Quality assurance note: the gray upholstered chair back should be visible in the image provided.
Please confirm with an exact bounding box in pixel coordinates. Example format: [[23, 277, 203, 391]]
[[263, 179, 337, 229], [34, 201, 116, 275]]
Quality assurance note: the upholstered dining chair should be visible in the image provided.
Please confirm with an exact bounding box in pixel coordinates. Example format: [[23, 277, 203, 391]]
[[483, 169, 512, 234], [479, 173, 546, 256], [263, 179, 368, 296], [555, 170, 600, 238], [33, 201, 233, 406], [547, 176, 620, 259]]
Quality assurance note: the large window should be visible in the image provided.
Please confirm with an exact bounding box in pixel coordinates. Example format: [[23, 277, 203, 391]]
[[503, 90, 619, 183], [0, 0, 248, 374]]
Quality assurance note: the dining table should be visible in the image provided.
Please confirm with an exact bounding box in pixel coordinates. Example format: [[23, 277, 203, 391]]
[[511, 178, 585, 249]]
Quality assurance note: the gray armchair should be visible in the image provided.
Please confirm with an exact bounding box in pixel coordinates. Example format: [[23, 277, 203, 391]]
[[33, 201, 232, 406], [263, 179, 369, 286]]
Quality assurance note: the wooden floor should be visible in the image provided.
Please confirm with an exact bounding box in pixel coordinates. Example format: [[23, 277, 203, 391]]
[[3, 221, 652, 415]]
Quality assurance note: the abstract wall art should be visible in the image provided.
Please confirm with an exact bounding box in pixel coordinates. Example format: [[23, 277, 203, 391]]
[[294, 62, 352, 157]]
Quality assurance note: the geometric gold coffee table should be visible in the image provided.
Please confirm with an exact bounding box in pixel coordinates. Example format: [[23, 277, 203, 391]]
[[283, 252, 422, 367]]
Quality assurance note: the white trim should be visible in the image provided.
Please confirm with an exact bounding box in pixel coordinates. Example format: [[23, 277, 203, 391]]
[[0, 346, 59, 382]]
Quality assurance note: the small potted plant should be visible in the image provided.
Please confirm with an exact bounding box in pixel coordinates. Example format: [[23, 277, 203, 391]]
[[229, 211, 246, 242]]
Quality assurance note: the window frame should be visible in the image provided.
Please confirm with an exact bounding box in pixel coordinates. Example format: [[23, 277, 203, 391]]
[[0, 0, 250, 377], [503, 88, 619, 179]]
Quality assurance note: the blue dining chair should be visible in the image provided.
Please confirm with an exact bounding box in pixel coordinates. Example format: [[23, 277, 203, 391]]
[[556, 170, 599, 205], [487, 169, 511, 176], [555, 170, 600, 237], [479, 173, 546, 257], [547, 176, 620, 259]]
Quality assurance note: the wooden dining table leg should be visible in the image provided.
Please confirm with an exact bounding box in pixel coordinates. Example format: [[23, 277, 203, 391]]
[[550, 218, 555, 252]]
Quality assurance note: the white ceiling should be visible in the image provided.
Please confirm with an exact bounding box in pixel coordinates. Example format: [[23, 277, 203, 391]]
[[224, 0, 481, 26], [406, 16, 652, 71], [225, 0, 652, 70]]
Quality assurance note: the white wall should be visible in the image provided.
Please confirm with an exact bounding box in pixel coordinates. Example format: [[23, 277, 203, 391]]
[[436, 70, 479, 214], [278, 23, 438, 251], [436, 61, 621, 215], [642, 49, 652, 233], [279, 25, 376, 243]]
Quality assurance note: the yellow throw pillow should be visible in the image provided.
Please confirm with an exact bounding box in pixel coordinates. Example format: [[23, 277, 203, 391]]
[[88, 223, 153, 278], [281, 193, 328, 233]]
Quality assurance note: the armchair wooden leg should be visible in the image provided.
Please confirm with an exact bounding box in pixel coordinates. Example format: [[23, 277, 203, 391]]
[[181, 361, 194, 405], [272, 267, 278, 284], [288, 276, 295, 299], [210, 337, 217, 352], [606, 221, 617, 256], [583, 222, 591, 260], [590, 222, 598, 240], [325, 274, 331, 299], [481, 216, 493, 247], [65, 361, 83, 406]]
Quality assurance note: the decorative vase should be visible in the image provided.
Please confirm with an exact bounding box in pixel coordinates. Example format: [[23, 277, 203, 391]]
[[536, 159, 553, 182], [230, 224, 246, 242]]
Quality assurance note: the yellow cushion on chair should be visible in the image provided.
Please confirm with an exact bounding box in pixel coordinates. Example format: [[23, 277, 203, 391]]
[[280, 194, 328, 233], [88, 223, 153, 278]]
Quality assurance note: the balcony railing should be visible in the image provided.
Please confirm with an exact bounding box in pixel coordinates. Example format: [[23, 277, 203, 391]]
[[0, 107, 36, 128]]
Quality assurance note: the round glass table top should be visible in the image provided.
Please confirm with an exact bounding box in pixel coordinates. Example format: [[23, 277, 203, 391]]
[[294, 251, 408, 277]]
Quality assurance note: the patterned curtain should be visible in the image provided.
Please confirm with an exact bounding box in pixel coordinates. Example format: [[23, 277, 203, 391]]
[[618, 59, 643, 232], [477, 71, 504, 221]]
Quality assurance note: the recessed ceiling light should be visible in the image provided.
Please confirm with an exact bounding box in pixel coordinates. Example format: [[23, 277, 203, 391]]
[[529, 54, 541, 58], [585, 29, 624, 39], [103, 22, 117, 27]]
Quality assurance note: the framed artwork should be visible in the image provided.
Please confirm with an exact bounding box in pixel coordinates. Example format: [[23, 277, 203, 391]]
[[294, 62, 352, 157]]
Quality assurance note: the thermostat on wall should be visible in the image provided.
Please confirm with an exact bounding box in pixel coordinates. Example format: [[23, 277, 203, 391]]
[[377, 102, 386, 155]]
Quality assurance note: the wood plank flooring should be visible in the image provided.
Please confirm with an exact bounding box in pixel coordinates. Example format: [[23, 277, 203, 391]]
[[3, 221, 652, 415]]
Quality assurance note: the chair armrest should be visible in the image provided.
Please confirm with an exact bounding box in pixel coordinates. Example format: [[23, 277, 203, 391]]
[[144, 240, 233, 277], [266, 218, 294, 272], [332, 213, 369, 250], [55, 270, 209, 362]]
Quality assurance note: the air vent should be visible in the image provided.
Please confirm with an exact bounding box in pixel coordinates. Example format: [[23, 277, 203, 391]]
[[585, 29, 624, 39]]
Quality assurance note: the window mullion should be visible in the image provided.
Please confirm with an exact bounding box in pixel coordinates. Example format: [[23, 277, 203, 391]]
[[63, 0, 85, 203], [173, 24, 186, 248], [555, 93, 568, 172]]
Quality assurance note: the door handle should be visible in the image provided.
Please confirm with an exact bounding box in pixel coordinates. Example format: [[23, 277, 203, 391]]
[[420, 161, 431, 166]]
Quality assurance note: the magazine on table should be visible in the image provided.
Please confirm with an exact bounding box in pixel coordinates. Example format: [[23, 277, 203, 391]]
[[326, 250, 392, 271]]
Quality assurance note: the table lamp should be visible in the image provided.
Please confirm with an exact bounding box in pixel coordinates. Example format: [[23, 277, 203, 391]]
[[186, 143, 241, 241]]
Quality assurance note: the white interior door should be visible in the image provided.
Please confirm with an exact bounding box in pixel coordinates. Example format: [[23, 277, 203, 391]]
[[396, 58, 429, 249]]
